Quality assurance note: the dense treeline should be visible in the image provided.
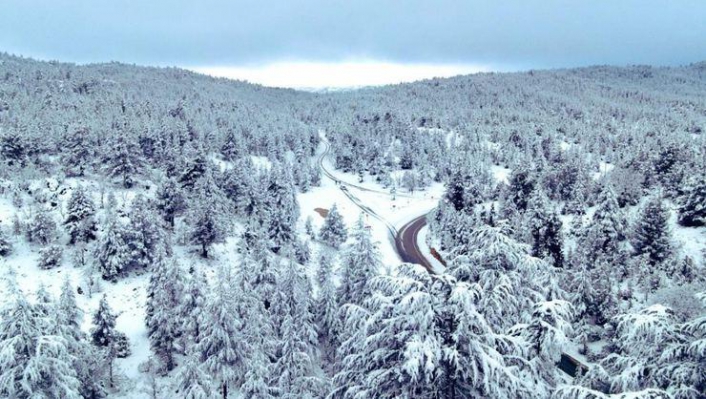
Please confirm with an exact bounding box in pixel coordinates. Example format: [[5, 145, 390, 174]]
[[0, 54, 704, 399]]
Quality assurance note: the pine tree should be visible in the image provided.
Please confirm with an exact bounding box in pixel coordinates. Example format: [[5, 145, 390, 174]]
[[173, 350, 214, 399], [27, 209, 57, 246], [220, 128, 245, 161], [526, 190, 564, 268], [104, 135, 142, 188], [337, 215, 381, 306], [127, 194, 163, 271], [177, 265, 208, 349], [584, 185, 628, 263], [633, 195, 673, 266], [271, 259, 321, 398], [156, 176, 186, 228], [179, 150, 208, 189], [146, 250, 184, 371], [319, 203, 347, 248], [91, 294, 117, 348], [0, 130, 26, 166], [0, 226, 11, 256], [266, 163, 300, 253], [38, 244, 63, 269], [677, 175, 706, 227], [62, 127, 93, 177], [314, 251, 339, 363], [0, 279, 81, 399], [57, 278, 107, 399], [189, 198, 226, 258], [195, 265, 247, 399], [64, 186, 98, 244], [506, 164, 536, 212], [95, 217, 131, 280]]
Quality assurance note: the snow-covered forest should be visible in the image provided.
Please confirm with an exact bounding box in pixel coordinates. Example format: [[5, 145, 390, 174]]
[[0, 53, 704, 399]]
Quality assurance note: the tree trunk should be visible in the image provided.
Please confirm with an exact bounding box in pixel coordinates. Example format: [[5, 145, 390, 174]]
[[222, 382, 228, 399]]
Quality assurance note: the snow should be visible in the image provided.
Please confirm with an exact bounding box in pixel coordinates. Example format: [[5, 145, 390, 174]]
[[416, 225, 446, 273]]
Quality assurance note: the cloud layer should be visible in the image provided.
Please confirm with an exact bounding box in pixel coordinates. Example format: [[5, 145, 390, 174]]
[[2, 0, 705, 69]]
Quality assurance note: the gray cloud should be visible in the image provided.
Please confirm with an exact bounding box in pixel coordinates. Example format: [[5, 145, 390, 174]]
[[1, 0, 704, 68]]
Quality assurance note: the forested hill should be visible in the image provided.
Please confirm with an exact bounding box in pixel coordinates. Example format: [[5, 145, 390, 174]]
[[0, 53, 704, 399]]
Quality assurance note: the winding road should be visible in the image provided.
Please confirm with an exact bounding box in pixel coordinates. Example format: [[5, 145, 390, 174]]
[[318, 140, 436, 273], [318, 138, 585, 376]]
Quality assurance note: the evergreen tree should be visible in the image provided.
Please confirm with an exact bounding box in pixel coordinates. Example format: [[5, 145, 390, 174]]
[[220, 128, 245, 161], [506, 164, 536, 212], [146, 250, 184, 371], [272, 259, 321, 398], [189, 170, 228, 258], [91, 294, 117, 348], [319, 203, 347, 248], [104, 135, 142, 188], [337, 215, 381, 306], [633, 195, 673, 266], [156, 176, 187, 228], [173, 349, 214, 399], [0, 130, 26, 166], [64, 186, 98, 244], [584, 185, 628, 263], [195, 265, 247, 399], [38, 244, 63, 269], [62, 127, 93, 177], [178, 265, 208, 349], [315, 251, 339, 363], [27, 209, 57, 246], [526, 190, 564, 268], [127, 194, 163, 271], [0, 279, 81, 399], [179, 150, 208, 189], [266, 163, 300, 253], [677, 175, 706, 227], [95, 217, 131, 280], [0, 227, 11, 257]]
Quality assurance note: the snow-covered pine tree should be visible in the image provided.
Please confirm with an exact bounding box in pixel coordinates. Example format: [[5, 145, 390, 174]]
[[0, 226, 11, 256], [337, 215, 381, 306], [583, 185, 628, 264], [177, 264, 208, 349], [27, 209, 57, 246], [173, 349, 214, 399], [64, 186, 98, 244], [195, 264, 247, 399], [188, 170, 228, 258], [57, 278, 107, 399], [271, 258, 322, 397], [677, 174, 706, 227], [220, 127, 245, 161], [127, 194, 163, 271], [38, 244, 63, 269], [179, 148, 208, 189], [91, 294, 117, 348], [104, 134, 142, 188], [62, 126, 93, 177], [319, 203, 347, 248], [266, 162, 300, 253], [145, 249, 184, 371], [314, 250, 339, 364], [632, 194, 673, 266], [95, 216, 132, 280], [526, 189, 564, 268], [156, 176, 186, 228], [0, 278, 82, 399]]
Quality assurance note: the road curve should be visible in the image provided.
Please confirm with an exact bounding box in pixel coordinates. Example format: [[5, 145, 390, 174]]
[[395, 214, 436, 273], [318, 138, 435, 271]]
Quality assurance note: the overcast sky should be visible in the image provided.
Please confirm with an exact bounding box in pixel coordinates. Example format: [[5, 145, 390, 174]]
[[2, 1, 705, 88]]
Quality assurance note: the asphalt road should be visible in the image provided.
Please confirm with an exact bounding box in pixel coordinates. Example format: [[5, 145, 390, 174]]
[[318, 139, 436, 273], [395, 214, 436, 273]]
